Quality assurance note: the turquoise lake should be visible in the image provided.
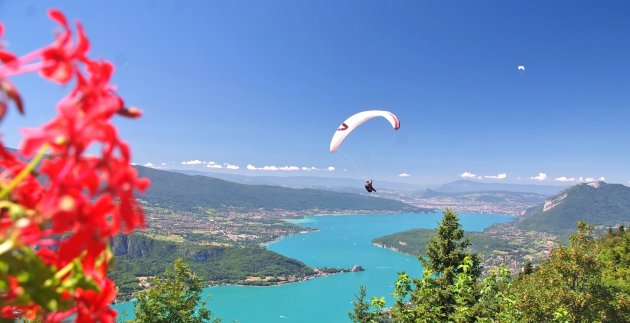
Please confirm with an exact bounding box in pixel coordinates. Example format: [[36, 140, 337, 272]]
[[114, 212, 513, 322]]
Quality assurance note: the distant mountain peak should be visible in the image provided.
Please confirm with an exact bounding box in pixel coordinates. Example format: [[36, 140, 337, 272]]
[[436, 179, 565, 196], [585, 181, 604, 188]]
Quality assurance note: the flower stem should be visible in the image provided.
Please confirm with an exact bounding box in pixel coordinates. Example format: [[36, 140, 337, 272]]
[[0, 143, 49, 200]]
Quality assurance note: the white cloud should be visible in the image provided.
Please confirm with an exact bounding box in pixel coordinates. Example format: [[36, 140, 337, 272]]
[[181, 160, 203, 165], [483, 173, 507, 180], [460, 171, 481, 179], [247, 164, 333, 172], [554, 176, 575, 182], [131, 162, 137, 166], [398, 173, 411, 177], [224, 163, 240, 170], [530, 172, 547, 181], [585, 177, 596, 182], [207, 164, 223, 169], [144, 163, 156, 168], [599, 176, 605, 181], [160, 163, 167, 166], [279, 166, 300, 171]]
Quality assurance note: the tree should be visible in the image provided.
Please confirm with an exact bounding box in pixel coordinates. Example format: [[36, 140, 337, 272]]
[[390, 209, 482, 322], [133, 259, 220, 323], [348, 285, 385, 323], [424, 209, 481, 281], [522, 262, 533, 276], [474, 264, 521, 322], [511, 221, 623, 322]]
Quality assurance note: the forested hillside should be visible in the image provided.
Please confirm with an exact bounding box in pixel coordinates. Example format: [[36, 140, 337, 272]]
[[136, 166, 425, 212], [110, 234, 315, 297]]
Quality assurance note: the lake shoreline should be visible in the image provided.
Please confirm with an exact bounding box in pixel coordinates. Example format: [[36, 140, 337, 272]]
[[113, 212, 514, 322]]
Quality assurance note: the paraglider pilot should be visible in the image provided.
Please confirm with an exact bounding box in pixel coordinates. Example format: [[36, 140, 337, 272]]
[[365, 180, 376, 193]]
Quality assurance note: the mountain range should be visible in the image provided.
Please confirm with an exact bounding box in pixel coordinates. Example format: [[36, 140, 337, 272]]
[[518, 181, 630, 236], [135, 166, 425, 212], [436, 180, 566, 196], [170, 169, 424, 192], [168, 170, 569, 196]]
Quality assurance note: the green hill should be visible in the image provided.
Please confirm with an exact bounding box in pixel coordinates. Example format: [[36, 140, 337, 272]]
[[136, 166, 425, 212], [110, 234, 315, 298], [372, 229, 516, 257], [518, 181, 630, 237]]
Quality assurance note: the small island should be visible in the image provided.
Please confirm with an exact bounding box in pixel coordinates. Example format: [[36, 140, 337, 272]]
[[237, 265, 365, 287]]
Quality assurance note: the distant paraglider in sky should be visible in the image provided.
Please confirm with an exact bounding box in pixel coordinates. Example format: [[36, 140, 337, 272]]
[[329, 110, 400, 153], [517, 65, 526, 71], [330, 110, 400, 193]]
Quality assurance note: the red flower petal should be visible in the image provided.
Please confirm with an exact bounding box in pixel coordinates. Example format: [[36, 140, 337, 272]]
[[48, 9, 70, 34], [0, 50, 18, 66], [74, 23, 90, 58]]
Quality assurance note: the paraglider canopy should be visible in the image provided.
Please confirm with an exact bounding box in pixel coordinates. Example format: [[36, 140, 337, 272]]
[[329, 110, 400, 153], [517, 65, 526, 71]]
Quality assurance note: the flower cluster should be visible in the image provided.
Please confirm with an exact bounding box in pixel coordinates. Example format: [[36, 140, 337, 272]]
[[0, 9, 148, 322]]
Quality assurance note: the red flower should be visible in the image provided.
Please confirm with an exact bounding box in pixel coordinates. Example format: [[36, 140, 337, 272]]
[[4, 276, 24, 300], [0, 306, 16, 319], [74, 280, 118, 323], [1, 9, 148, 321]]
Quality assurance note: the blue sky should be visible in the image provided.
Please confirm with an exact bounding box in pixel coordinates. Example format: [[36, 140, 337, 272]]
[[1, 1, 629, 185]]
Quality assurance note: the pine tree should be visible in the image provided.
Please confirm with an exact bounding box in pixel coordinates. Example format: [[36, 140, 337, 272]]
[[348, 285, 384, 323], [423, 209, 481, 313], [391, 209, 481, 322], [132, 258, 220, 323], [424, 209, 482, 280]]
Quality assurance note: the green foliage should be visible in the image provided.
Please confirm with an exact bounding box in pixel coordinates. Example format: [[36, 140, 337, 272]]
[[348, 285, 385, 323], [0, 244, 99, 320], [511, 221, 628, 322], [366, 214, 628, 323], [599, 226, 630, 292], [389, 209, 482, 322], [423, 209, 481, 289], [452, 256, 479, 322], [132, 259, 220, 323], [475, 265, 521, 322], [136, 166, 422, 212]]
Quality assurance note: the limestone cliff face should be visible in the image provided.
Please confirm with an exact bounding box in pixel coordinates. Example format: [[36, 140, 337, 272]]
[[111, 234, 177, 258]]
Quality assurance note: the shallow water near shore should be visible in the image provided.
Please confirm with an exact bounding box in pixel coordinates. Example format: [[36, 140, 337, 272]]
[[114, 212, 513, 322]]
